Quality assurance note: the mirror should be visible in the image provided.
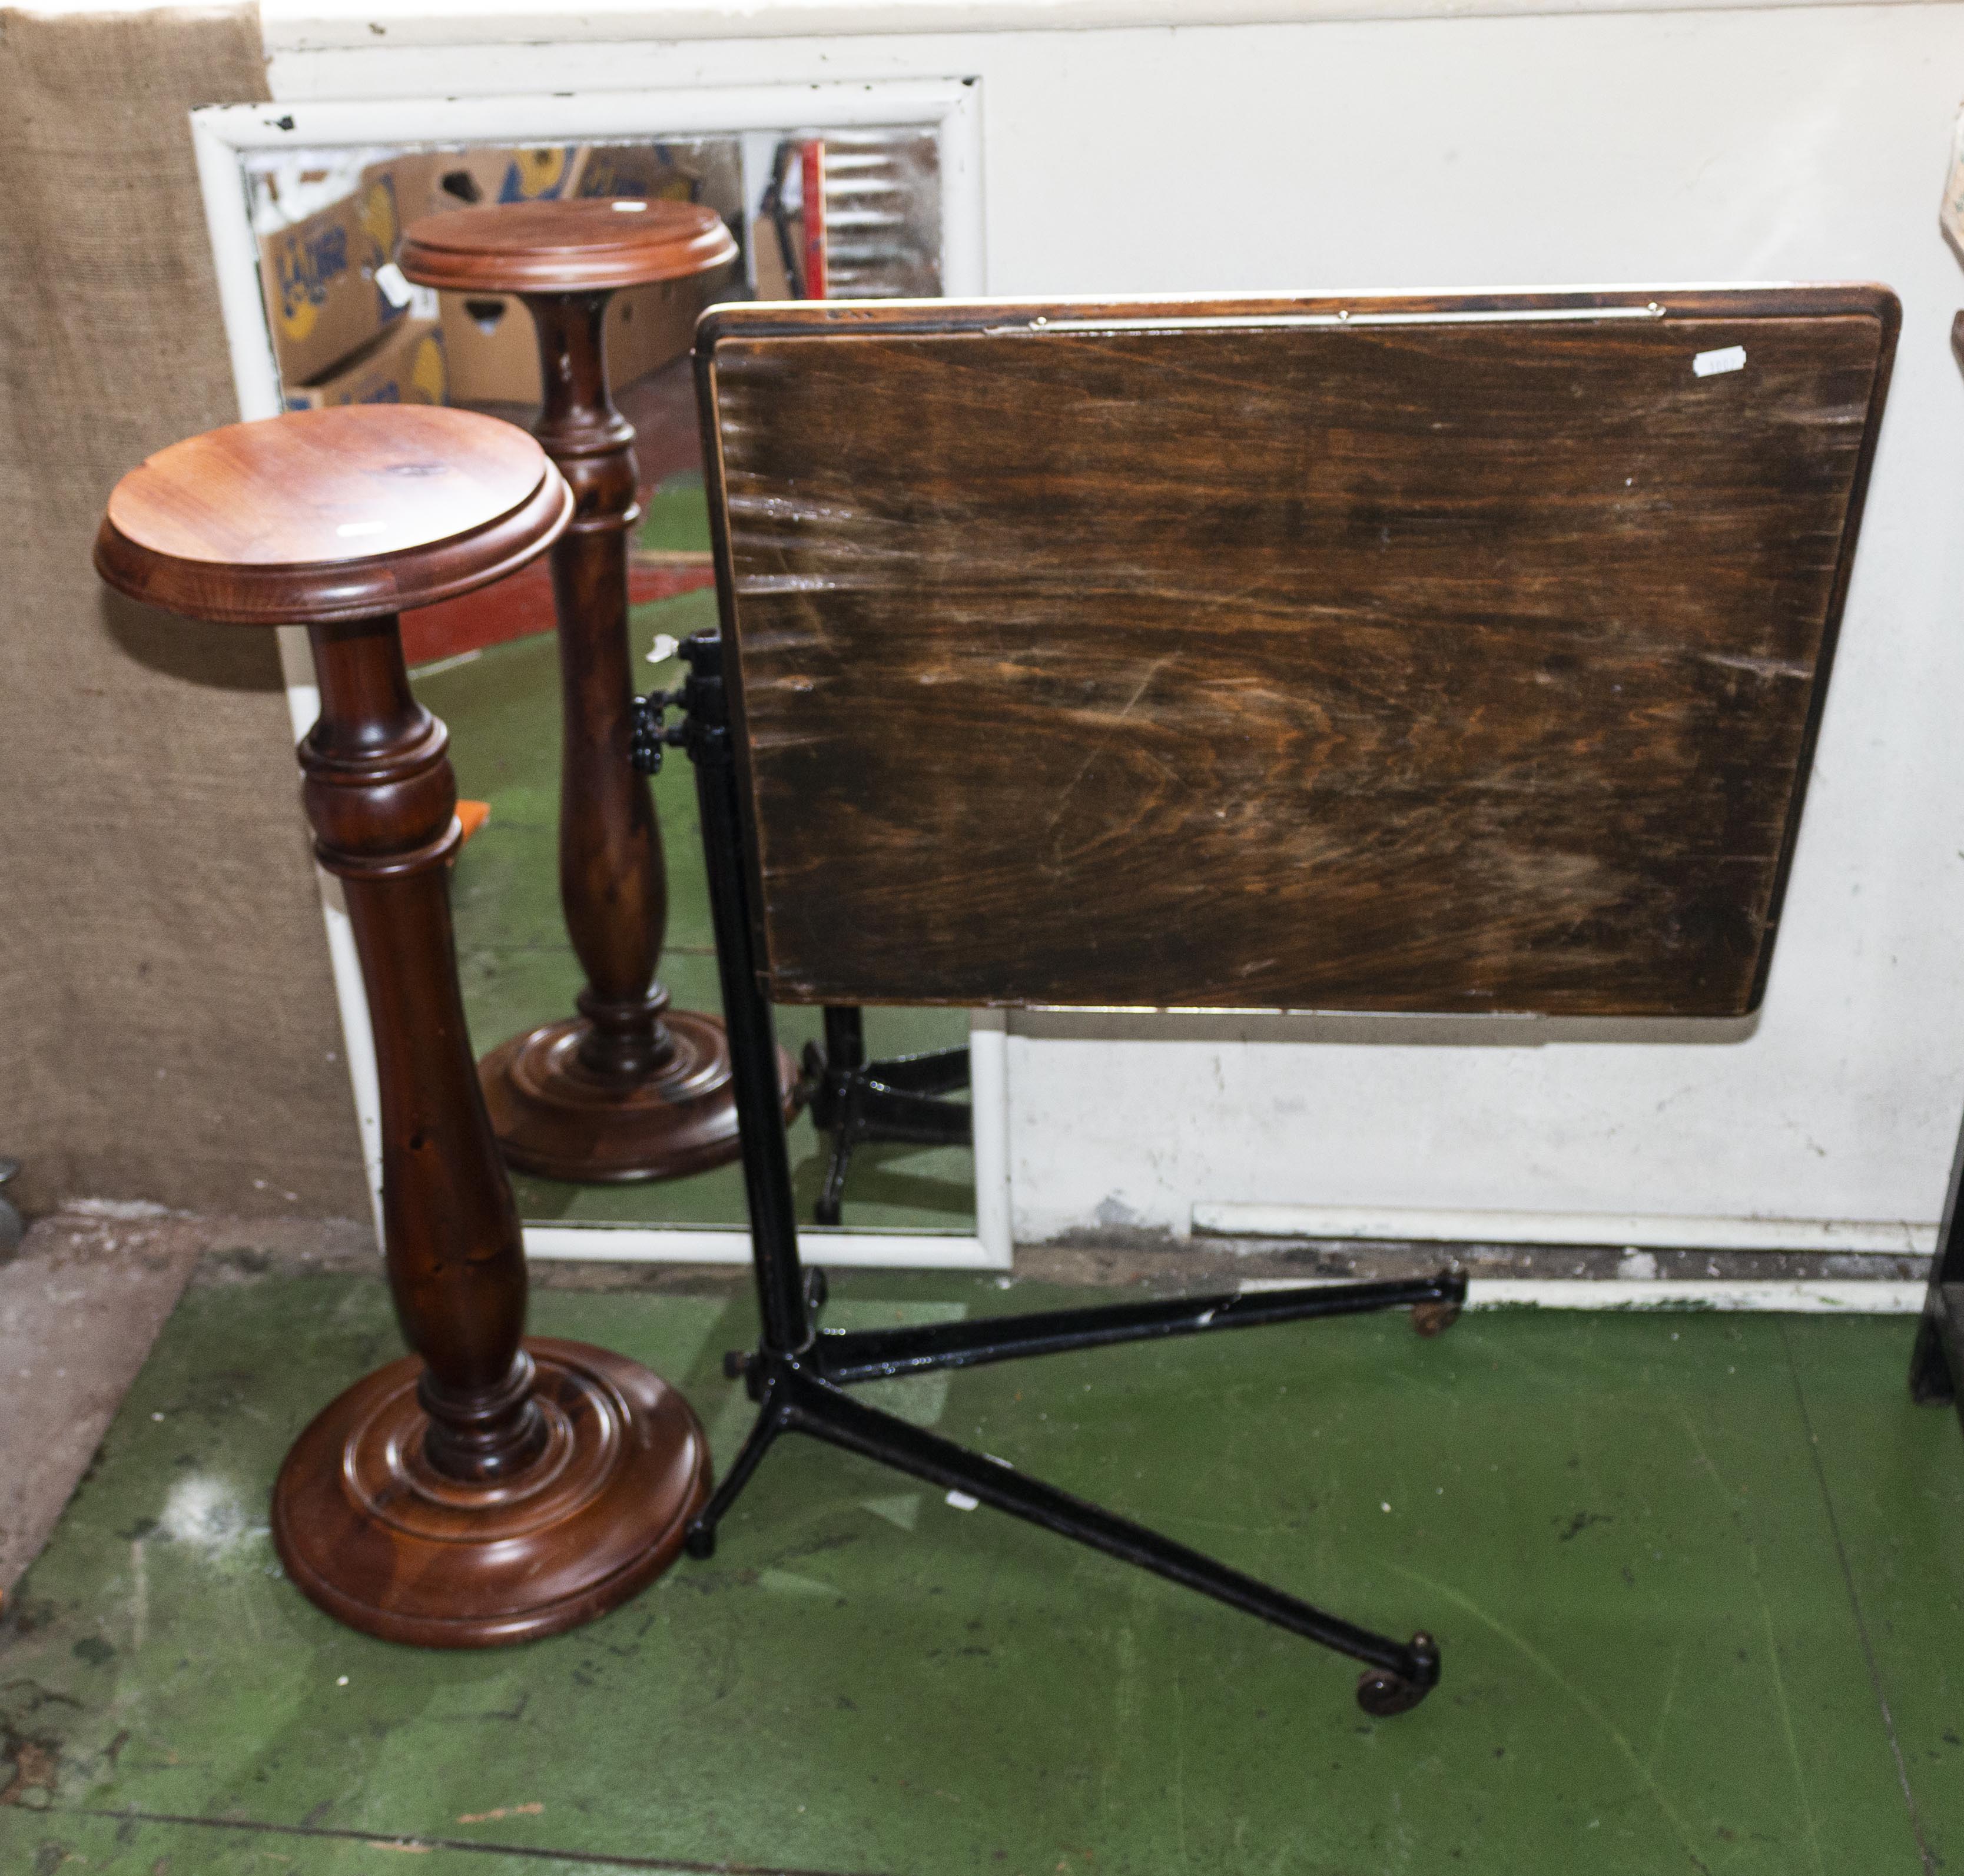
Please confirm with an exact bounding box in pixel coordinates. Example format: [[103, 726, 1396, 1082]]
[[237, 126, 975, 1247]]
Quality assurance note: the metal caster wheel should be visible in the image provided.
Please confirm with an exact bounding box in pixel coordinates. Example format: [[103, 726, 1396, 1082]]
[[1411, 1299, 1462, 1338], [1412, 1266, 1467, 1337], [1355, 1633, 1439, 1717]]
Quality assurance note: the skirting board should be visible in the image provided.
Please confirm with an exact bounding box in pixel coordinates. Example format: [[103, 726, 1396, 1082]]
[[1195, 1203, 1935, 1256], [523, 1225, 1006, 1269], [1239, 1277, 1927, 1313]]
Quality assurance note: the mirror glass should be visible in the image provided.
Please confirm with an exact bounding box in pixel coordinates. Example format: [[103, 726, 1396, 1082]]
[[243, 130, 971, 1239]]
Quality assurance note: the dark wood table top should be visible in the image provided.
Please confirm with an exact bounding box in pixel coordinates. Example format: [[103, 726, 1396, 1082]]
[[696, 285, 1897, 1019], [95, 406, 572, 625], [399, 198, 738, 294]]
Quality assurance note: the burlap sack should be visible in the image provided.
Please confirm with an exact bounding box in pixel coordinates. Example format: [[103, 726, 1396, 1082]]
[[0, 5, 369, 1220]]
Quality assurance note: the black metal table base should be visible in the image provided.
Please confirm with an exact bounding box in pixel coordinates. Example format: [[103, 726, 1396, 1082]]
[[642, 632, 1470, 1717], [804, 1005, 971, 1225], [692, 1266, 1464, 1715]]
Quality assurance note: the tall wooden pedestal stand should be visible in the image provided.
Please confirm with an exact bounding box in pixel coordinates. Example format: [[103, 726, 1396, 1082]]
[[402, 198, 788, 1183], [95, 406, 709, 1645]]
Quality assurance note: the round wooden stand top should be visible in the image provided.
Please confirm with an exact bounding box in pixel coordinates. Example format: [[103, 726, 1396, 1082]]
[[94, 405, 573, 626], [398, 198, 738, 294]]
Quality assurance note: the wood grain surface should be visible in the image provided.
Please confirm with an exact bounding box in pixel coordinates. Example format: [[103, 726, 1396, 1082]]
[[94, 411, 700, 1646], [95, 406, 571, 626], [277, 612, 708, 1644], [400, 198, 737, 294], [699, 288, 1895, 1017]]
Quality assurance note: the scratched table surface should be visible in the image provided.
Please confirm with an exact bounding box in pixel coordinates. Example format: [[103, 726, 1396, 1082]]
[[3, 1264, 1959, 1873], [701, 287, 1895, 1017]]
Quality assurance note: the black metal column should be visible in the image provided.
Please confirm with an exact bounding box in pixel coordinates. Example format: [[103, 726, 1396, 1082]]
[[1911, 1095, 1964, 1423], [676, 634, 811, 1359]]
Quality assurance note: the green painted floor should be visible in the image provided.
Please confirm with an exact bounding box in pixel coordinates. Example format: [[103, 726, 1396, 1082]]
[[4, 1269, 1961, 1873], [413, 473, 973, 1236]]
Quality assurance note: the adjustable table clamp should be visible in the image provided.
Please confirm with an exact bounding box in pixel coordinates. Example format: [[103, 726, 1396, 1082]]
[[652, 284, 1894, 1714]]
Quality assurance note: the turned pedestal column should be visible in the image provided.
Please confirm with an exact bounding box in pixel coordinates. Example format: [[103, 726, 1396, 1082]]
[[95, 405, 709, 1645], [402, 197, 788, 1184]]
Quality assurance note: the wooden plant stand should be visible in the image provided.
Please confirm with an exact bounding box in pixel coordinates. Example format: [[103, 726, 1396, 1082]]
[[95, 406, 709, 1645], [400, 197, 789, 1184]]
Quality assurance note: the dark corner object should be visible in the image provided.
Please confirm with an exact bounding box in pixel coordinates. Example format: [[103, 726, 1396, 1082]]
[[655, 284, 1899, 1712], [1908, 303, 1960, 1437], [1910, 1114, 1964, 1432], [639, 636, 1464, 1716]]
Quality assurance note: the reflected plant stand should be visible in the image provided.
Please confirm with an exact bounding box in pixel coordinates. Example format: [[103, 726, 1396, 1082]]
[[400, 196, 794, 1185]]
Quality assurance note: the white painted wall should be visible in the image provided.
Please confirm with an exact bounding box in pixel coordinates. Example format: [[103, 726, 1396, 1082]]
[[265, 1, 1964, 1252]]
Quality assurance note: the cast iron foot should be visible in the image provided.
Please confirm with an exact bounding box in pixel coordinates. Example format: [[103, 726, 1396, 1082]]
[[1355, 1633, 1440, 1717], [1411, 1298, 1462, 1337], [1411, 1267, 1467, 1337], [1910, 1309, 1956, 1406]]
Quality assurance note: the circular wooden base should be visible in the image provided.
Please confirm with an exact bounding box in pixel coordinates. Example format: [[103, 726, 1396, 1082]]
[[479, 1010, 797, 1183], [271, 1338, 707, 1648]]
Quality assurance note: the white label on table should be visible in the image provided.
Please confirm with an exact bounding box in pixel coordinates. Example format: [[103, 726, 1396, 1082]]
[[1693, 346, 1747, 378]]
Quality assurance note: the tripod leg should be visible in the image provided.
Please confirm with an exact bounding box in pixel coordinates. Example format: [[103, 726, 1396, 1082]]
[[1911, 1301, 1957, 1406], [815, 1271, 1465, 1385], [779, 1365, 1438, 1711], [810, 1010, 864, 1226], [808, 1007, 968, 1224], [685, 1370, 794, 1560], [873, 1046, 971, 1098], [815, 1121, 855, 1227]]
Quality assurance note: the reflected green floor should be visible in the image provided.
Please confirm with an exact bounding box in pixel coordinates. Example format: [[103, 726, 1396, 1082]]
[[413, 475, 973, 1236], [4, 1270, 1961, 1872]]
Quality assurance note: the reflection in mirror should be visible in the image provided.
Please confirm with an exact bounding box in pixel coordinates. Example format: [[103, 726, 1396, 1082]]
[[241, 130, 970, 1237]]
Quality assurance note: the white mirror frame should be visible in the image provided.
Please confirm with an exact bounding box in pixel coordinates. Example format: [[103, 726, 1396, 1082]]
[[189, 79, 1009, 1269]]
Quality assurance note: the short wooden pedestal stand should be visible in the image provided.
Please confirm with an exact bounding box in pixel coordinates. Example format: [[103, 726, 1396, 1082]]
[[402, 198, 787, 1184], [96, 406, 709, 1645]]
